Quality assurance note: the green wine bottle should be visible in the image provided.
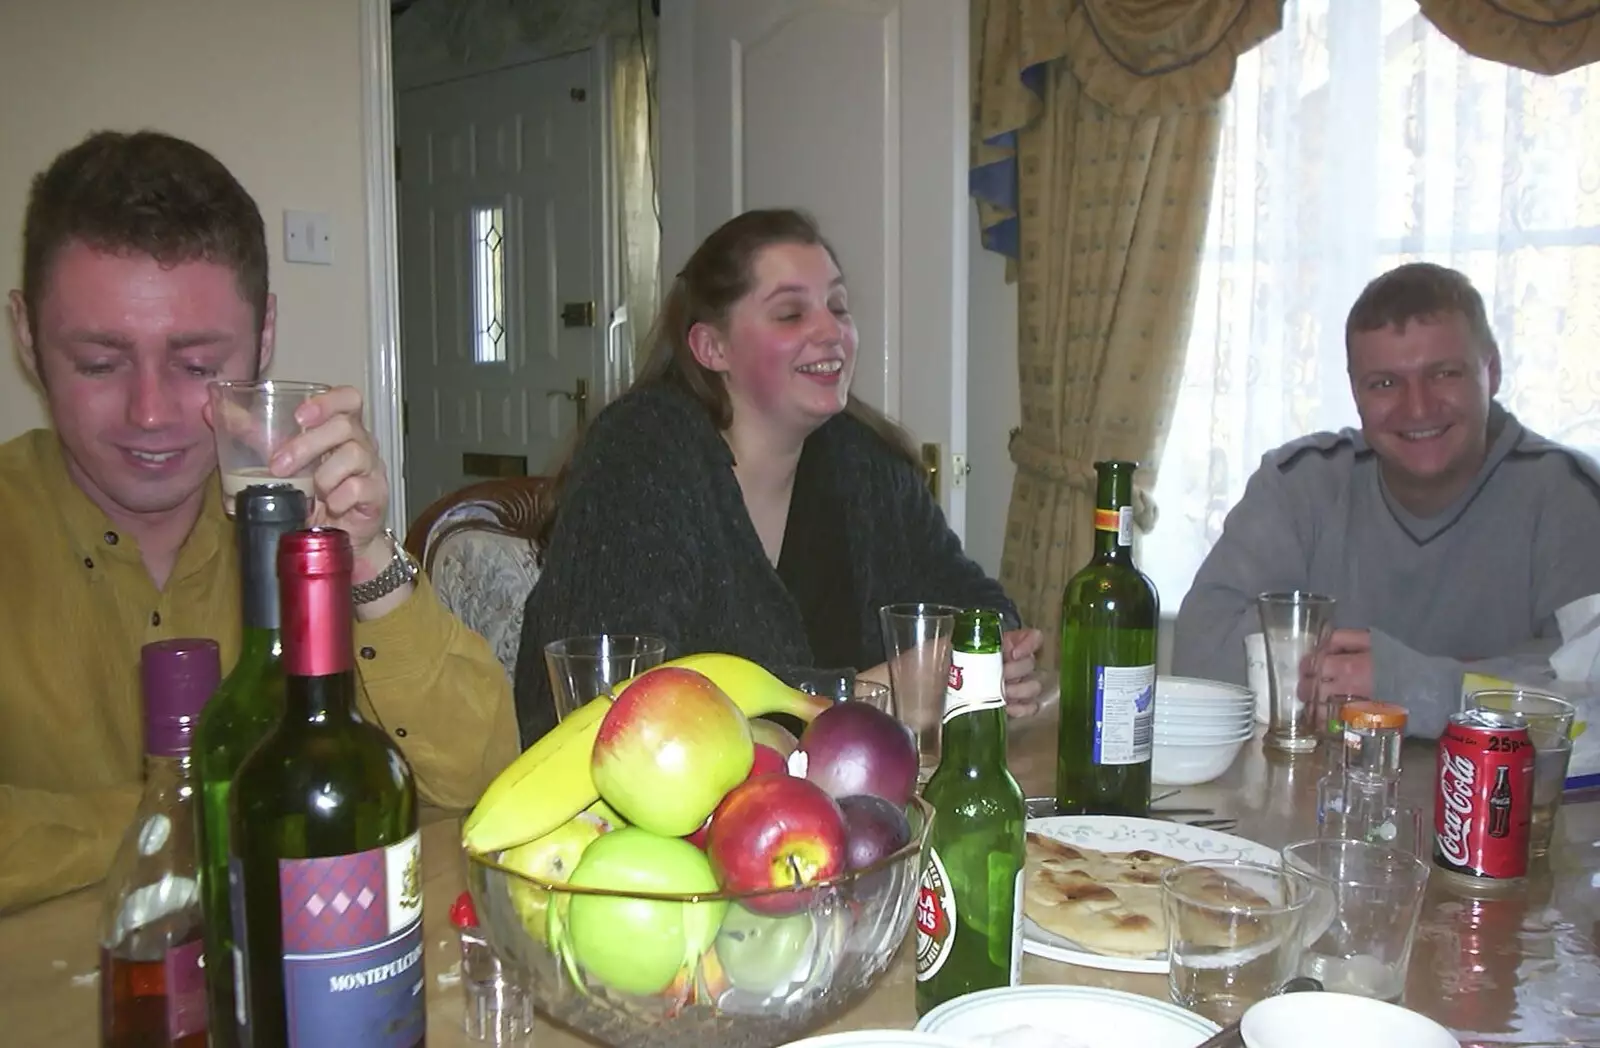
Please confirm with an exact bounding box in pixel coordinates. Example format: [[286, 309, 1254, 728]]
[[193, 485, 305, 1045], [1057, 461, 1160, 817], [915, 607, 1026, 1015], [230, 527, 423, 1046]]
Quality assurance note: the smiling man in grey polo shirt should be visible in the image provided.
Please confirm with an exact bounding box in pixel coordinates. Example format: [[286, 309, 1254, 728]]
[[1172, 262, 1600, 737]]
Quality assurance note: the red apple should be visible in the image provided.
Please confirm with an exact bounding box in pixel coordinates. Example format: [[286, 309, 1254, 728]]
[[592, 667, 754, 837], [684, 744, 790, 849], [706, 773, 848, 915], [750, 742, 789, 778]]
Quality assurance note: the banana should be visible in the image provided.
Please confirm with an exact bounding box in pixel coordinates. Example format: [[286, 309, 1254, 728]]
[[462, 695, 610, 854], [632, 652, 833, 723]]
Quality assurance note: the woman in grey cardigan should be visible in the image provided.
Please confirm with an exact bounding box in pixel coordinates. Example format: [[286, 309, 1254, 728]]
[[513, 209, 1043, 746]]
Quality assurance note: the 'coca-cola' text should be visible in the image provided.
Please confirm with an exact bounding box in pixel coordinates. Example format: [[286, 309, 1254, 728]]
[[1437, 750, 1476, 867]]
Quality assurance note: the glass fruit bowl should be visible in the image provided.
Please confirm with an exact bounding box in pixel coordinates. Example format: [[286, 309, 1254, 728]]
[[464, 795, 933, 1048]]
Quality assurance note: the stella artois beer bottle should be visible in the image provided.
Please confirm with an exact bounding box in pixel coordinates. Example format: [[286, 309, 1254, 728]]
[[915, 608, 1026, 1015]]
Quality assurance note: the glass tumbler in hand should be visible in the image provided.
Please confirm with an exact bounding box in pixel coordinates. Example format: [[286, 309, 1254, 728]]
[[207, 379, 328, 516], [100, 639, 222, 1048]]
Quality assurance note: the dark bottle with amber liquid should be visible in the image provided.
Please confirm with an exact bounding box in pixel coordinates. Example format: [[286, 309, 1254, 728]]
[[230, 528, 423, 1046], [100, 639, 221, 1048], [1057, 461, 1160, 817]]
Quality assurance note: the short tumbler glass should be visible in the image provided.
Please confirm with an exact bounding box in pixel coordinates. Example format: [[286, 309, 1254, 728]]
[[1466, 688, 1576, 859], [459, 925, 536, 1046], [1162, 859, 1316, 1025], [1281, 838, 1430, 1003]]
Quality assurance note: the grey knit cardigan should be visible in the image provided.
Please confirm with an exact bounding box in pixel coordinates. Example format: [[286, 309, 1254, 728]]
[[512, 382, 1019, 745]]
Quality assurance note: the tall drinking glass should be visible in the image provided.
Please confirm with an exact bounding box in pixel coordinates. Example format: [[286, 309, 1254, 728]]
[[878, 602, 959, 783], [1466, 689, 1576, 859], [1257, 592, 1337, 753]]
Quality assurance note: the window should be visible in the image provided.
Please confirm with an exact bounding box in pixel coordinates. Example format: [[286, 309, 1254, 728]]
[[1145, 0, 1600, 604], [470, 204, 507, 364]]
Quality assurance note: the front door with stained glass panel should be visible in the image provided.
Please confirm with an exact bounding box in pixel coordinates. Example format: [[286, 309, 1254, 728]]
[[396, 48, 608, 512]]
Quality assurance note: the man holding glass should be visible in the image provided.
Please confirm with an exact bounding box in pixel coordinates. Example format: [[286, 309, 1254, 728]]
[[0, 130, 518, 911], [1172, 263, 1600, 737]]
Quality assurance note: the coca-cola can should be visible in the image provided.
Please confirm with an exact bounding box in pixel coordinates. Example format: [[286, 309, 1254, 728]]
[[1434, 707, 1534, 891]]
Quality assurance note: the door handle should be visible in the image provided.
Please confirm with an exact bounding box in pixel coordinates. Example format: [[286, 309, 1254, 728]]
[[546, 377, 590, 430]]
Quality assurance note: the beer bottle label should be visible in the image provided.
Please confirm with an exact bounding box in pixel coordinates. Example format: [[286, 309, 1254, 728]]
[[1092, 664, 1155, 765], [944, 649, 1005, 723], [914, 849, 957, 981]]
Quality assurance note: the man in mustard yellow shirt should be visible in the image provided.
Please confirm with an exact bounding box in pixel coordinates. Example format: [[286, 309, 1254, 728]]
[[0, 130, 519, 912]]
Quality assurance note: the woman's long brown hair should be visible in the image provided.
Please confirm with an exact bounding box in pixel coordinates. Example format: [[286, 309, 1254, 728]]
[[535, 207, 919, 547]]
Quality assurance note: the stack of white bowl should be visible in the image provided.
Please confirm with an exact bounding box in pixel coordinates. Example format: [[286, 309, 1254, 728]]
[[1152, 676, 1258, 786]]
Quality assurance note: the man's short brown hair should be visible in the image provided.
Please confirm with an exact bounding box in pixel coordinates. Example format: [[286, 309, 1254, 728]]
[[20, 129, 269, 335], [1344, 262, 1497, 362]]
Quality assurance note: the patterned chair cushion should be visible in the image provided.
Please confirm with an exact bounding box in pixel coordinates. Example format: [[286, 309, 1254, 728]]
[[429, 526, 542, 679]]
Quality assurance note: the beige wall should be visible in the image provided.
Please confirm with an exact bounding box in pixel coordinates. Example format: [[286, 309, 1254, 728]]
[[964, 205, 1020, 578], [0, 0, 372, 441]]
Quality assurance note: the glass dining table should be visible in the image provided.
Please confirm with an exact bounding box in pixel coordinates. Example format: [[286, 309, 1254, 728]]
[[2, 702, 1596, 1047]]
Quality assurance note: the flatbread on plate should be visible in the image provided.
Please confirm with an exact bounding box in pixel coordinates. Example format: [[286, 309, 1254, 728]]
[[1023, 832, 1267, 959]]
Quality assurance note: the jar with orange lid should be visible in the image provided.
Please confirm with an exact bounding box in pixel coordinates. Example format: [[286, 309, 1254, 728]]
[[1317, 701, 1424, 853], [1341, 700, 1407, 779]]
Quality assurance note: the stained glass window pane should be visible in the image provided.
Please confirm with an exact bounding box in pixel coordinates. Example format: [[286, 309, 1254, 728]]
[[470, 206, 506, 364]]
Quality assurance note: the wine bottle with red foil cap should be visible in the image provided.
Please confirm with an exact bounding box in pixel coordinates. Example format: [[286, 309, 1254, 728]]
[[100, 638, 220, 1048], [230, 527, 423, 1047]]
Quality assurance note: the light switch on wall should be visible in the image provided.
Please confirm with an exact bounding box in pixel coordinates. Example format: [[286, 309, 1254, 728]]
[[283, 210, 333, 265]]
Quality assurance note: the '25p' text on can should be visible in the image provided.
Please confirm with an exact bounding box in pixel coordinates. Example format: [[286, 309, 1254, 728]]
[[1434, 707, 1535, 894]]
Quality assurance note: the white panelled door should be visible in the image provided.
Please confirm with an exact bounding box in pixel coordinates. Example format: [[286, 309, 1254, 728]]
[[397, 50, 609, 514], [657, 0, 970, 534]]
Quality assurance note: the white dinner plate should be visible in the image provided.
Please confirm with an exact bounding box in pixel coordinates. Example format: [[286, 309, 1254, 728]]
[[916, 984, 1220, 1047], [778, 1033, 970, 1048], [1022, 814, 1281, 973]]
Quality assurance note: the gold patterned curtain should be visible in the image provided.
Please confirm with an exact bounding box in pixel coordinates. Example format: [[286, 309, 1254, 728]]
[[972, 0, 1282, 661], [1417, 1, 1600, 76]]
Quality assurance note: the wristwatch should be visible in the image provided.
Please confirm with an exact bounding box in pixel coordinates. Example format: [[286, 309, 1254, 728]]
[[352, 528, 421, 605]]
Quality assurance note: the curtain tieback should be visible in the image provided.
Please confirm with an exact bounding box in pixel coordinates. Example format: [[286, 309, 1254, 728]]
[[1008, 431, 1159, 532]]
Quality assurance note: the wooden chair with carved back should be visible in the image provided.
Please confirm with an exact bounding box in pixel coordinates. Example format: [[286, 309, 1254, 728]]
[[403, 476, 555, 678]]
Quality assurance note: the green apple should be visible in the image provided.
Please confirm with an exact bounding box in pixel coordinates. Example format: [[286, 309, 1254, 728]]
[[565, 827, 728, 996], [592, 667, 754, 836], [500, 810, 608, 943], [714, 904, 816, 996]]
